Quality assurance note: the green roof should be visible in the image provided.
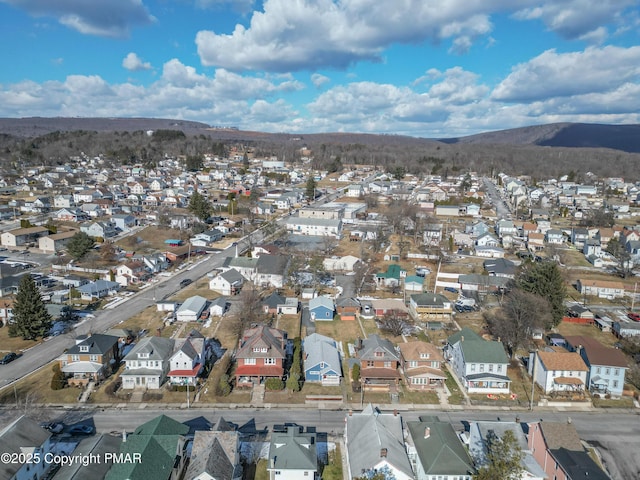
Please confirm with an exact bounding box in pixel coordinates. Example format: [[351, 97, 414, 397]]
[[105, 434, 183, 480], [134, 414, 189, 436], [448, 328, 508, 364], [447, 327, 481, 344], [376, 264, 403, 279], [407, 419, 475, 476]]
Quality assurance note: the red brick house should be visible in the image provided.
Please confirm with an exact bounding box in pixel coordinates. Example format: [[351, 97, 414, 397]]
[[355, 334, 401, 390], [336, 297, 361, 321], [235, 325, 287, 387]]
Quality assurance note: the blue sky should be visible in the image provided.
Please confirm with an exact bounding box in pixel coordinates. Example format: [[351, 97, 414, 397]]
[[1, 0, 639, 137]]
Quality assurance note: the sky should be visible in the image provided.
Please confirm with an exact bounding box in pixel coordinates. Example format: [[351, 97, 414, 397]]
[[0, 0, 639, 138]]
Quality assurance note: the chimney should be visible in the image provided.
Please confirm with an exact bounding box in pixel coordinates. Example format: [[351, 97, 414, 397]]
[[393, 409, 398, 416], [122, 430, 127, 443], [348, 410, 353, 416], [424, 427, 431, 439], [461, 335, 464, 342], [380, 448, 387, 458]]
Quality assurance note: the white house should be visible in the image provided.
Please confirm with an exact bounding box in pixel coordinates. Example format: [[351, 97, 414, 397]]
[[209, 269, 244, 295], [322, 255, 361, 272], [528, 350, 588, 395], [176, 295, 208, 322], [120, 336, 175, 390], [285, 216, 342, 239], [167, 333, 208, 386]]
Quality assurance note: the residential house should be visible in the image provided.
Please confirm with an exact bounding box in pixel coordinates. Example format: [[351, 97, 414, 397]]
[[474, 245, 505, 258], [345, 405, 413, 480], [545, 228, 565, 244], [234, 325, 287, 387], [483, 258, 516, 278], [527, 232, 545, 251], [0, 415, 54, 480], [495, 219, 517, 238], [376, 264, 406, 288], [336, 297, 361, 321], [406, 416, 475, 480], [168, 332, 208, 386], [77, 279, 120, 300], [527, 421, 610, 480], [576, 279, 625, 299], [255, 255, 290, 288], [209, 269, 244, 296], [355, 334, 401, 389], [191, 229, 224, 247], [53, 207, 86, 222], [120, 336, 175, 390], [528, 350, 588, 396], [115, 261, 148, 286], [444, 328, 511, 394], [185, 430, 242, 480], [303, 333, 342, 385], [309, 296, 335, 321], [458, 274, 510, 294], [422, 223, 443, 246], [468, 421, 546, 480], [176, 295, 208, 322], [475, 232, 500, 247], [323, 255, 361, 272], [268, 427, 318, 480], [409, 293, 453, 320], [105, 415, 189, 480], [613, 321, 640, 338], [583, 239, 602, 257], [80, 220, 117, 239], [571, 228, 590, 248], [262, 291, 286, 315], [398, 341, 446, 389], [466, 220, 489, 238], [370, 298, 409, 319], [111, 213, 136, 232], [57, 333, 120, 386], [564, 335, 628, 397]]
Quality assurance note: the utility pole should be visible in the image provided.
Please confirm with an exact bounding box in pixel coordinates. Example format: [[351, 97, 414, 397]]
[[530, 350, 537, 411]]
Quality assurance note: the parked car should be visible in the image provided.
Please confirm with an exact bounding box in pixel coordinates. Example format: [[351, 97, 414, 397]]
[[0, 352, 17, 364], [40, 422, 64, 434], [179, 278, 192, 287], [444, 287, 458, 293], [68, 424, 94, 435], [628, 312, 640, 322]]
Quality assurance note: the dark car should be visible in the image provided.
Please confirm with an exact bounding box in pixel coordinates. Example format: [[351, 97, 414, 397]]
[[40, 422, 64, 434], [68, 424, 94, 435], [179, 278, 192, 287], [0, 352, 17, 364]]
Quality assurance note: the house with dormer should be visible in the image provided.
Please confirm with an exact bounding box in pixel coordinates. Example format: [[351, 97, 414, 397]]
[[234, 325, 287, 387], [399, 341, 446, 389], [354, 334, 401, 389], [121, 336, 175, 389], [303, 333, 342, 386], [268, 427, 318, 480], [57, 333, 120, 386]]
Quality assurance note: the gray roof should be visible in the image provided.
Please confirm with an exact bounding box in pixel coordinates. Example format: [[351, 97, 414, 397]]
[[309, 295, 335, 311], [303, 333, 342, 376], [0, 416, 51, 479], [177, 295, 208, 315], [256, 254, 290, 275], [410, 293, 449, 307], [407, 418, 475, 476], [220, 269, 244, 284], [66, 333, 119, 356], [358, 334, 400, 362], [53, 434, 122, 480], [124, 336, 175, 362], [269, 427, 317, 472], [346, 405, 413, 479], [185, 431, 241, 480]]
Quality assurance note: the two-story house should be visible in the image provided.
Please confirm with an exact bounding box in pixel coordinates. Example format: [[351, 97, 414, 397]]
[[564, 335, 629, 398], [0, 416, 55, 480], [234, 325, 287, 387], [168, 331, 209, 386], [303, 333, 342, 385], [444, 328, 511, 394], [355, 334, 401, 389], [57, 333, 120, 386], [121, 336, 175, 390], [529, 350, 588, 396], [80, 220, 117, 239], [409, 293, 453, 320], [115, 261, 149, 286], [267, 427, 318, 480], [398, 341, 446, 389], [209, 269, 244, 296]]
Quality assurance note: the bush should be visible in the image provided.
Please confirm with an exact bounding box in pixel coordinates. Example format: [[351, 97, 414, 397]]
[[351, 363, 360, 383], [50, 363, 66, 390], [265, 378, 284, 391], [217, 374, 232, 396]]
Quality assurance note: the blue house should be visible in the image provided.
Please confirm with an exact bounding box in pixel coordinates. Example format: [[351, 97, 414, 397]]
[[564, 335, 629, 398], [303, 333, 342, 385], [309, 296, 335, 321]]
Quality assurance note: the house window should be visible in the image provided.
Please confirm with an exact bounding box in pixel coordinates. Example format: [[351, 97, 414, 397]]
[[419, 353, 430, 359], [480, 364, 485, 372], [596, 367, 601, 374], [138, 353, 149, 359], [497, 365, 502, 372], [245, 358, 256, 365], [71, 355, 79, 362], [409, 361, 418, 368], [384, 361, 392, 368], [375, 351, 384, 357], [488, 364, 494, 372], [253, 347, 268, 353], [367, 361, 375, 367], [614, 368, 620, 376], [80, 345, 89, 352], [90, 355, 98, 362], [470, 364, 476, 372], [264, 358, 276, 365], [606, 368, 610, 375]]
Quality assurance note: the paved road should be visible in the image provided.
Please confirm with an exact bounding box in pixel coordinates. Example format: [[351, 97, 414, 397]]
[[26, 406, 640, 480], [483, 176, 511, 219], [0, 240, 254, 390]]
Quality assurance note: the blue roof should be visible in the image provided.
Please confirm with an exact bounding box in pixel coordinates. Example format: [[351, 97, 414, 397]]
[[164, 239, 182, 244]]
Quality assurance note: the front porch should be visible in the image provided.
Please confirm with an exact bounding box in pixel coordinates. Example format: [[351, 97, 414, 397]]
[[465, 372, 511, 394]]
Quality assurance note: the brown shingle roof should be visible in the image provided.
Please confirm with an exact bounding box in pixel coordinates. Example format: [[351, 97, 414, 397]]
[[538, 351, 588, 371], [563, 335, 628, 368], [398, 341, 444, 362], [537, 422, 584, 451]]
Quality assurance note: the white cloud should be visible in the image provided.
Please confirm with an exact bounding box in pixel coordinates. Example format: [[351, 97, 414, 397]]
[[492, 46, 640, 102], [122, 52, 152, 71], [3, 0, 156, 38], [311, 73, 330, 89]]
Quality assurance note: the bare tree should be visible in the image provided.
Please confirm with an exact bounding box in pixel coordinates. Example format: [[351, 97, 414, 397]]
[[484, 288, 551, 357], [229, 283, 264, 338], [378, 311, 413, 337]]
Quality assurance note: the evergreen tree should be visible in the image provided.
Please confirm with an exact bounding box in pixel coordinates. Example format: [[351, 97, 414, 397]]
[[188, 191, 212, 221], [66, 232, 95, 260], [516, 260, 566, 327], [306, 176, 317, 201], [9, 275, 53, 340], [51, 363, 66, 390]]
